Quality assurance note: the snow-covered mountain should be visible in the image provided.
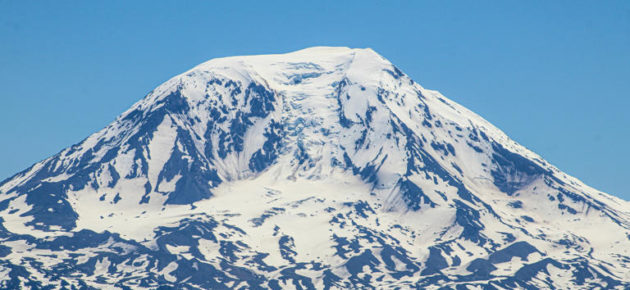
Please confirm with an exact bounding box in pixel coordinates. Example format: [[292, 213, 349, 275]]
[[1, 47, 629, 289]]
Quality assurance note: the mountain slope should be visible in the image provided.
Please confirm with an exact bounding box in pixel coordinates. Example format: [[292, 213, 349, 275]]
[[1, 47, 629, 289]]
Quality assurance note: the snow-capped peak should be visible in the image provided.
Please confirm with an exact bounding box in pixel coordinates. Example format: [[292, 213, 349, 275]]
[[0, 47, 629, 289]]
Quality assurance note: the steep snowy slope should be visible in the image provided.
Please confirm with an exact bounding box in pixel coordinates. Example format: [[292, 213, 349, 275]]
[[1, 47, 629, 289]]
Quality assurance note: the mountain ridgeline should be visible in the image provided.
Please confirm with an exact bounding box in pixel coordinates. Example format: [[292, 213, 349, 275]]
[[0, 47, 629, 289]]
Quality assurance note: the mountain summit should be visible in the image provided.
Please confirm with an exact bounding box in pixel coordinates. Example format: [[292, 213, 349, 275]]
[[1, 47, 629, 288]]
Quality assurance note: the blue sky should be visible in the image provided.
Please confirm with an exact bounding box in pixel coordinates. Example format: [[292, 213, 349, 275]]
[[1, 1, 629, 199]]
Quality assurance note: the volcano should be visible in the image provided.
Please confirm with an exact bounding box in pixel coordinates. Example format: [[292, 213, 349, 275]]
[[1, 47, 629, 289]]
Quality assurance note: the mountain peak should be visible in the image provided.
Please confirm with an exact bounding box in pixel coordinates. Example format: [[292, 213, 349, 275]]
[[196, 46, 379, 65], [139, 47, 393, 110], [1, 48, 629, 288]]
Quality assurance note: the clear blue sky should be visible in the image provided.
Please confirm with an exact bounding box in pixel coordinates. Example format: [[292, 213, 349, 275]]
[[1, 1, 628, 199]]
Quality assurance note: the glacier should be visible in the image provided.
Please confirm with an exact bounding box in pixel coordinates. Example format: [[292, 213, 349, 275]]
[[0, 47, 629, 289]]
